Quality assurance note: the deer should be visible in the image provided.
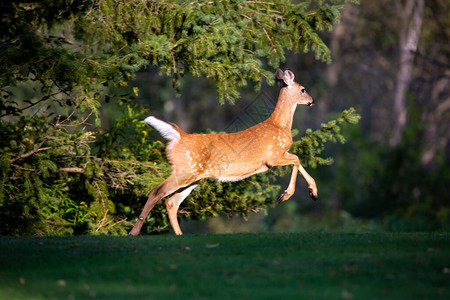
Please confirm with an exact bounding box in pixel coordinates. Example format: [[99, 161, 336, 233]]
[[129, 69, 318, 236]]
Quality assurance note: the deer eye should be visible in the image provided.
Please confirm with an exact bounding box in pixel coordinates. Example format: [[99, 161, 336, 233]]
[[301, 88, 305, 94]]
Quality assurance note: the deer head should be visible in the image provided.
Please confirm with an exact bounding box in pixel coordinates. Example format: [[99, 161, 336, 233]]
[[275, 69, 315, 106]]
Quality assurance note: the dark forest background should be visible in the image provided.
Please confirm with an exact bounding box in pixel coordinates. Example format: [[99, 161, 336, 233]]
[[1, 0, 448, 235]]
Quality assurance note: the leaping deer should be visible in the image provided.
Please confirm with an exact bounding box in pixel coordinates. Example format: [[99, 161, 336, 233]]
[[129, 69, 318, 236]]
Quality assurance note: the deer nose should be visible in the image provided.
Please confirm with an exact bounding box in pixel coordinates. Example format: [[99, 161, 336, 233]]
[[307, 98, 315, 106]]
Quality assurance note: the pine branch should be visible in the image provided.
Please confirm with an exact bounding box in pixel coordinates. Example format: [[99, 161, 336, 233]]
[[10, 116, 63, 163]]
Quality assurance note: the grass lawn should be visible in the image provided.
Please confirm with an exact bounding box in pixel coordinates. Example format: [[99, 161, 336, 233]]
[[0, 232, 448, 299]]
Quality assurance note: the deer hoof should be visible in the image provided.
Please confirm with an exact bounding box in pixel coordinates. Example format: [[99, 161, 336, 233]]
[[276, 192, 287, 205], [308, 188, 318, 202]]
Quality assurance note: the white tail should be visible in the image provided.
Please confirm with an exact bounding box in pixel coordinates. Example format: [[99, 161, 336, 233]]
[[129, 69, 318, 236], [144, 116, 180, 141]]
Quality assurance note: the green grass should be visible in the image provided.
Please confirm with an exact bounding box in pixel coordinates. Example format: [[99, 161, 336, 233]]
[[0, 232, 448, 299]]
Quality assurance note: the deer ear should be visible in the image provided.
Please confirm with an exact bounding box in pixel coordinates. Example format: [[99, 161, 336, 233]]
[[283, 70, 295, 86], [275, 69, 286, 88]]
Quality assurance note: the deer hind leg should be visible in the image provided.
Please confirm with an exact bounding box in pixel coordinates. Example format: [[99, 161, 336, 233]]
[[165, 184, 198, 235], [272, 152, 318, 204], [129, 173, 195, 236]]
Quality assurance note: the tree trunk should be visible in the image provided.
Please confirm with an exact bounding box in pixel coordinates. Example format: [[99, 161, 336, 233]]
[[390, 0, 425, 146]]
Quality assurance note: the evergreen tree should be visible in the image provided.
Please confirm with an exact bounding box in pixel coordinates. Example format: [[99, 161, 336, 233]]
[[0, 0, 359, 235]]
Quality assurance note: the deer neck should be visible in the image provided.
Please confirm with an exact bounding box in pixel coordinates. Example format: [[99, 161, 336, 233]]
[[267, 88, 297, 132]]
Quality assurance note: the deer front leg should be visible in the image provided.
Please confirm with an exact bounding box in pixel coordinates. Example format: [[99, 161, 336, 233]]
[[272, 152, 318, 204], [277, 163, 299, 204], [270, 153, 300, 204], [298, 162, 318, 202]]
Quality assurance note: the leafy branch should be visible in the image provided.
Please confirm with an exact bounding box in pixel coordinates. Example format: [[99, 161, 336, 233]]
[[10, 111, 93, 163]]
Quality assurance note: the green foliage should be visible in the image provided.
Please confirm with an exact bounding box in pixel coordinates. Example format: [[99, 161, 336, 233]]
[[0, 0, 360, 235], [0, 0, 353, 105]]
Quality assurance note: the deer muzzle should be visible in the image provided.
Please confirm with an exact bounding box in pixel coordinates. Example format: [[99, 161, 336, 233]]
[[307, 98, 315, 106]]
